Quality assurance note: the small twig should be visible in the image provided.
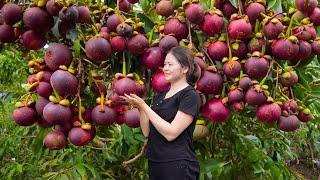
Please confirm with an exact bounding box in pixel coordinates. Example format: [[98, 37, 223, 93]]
[[259, 60, 274, 86], [122, 139, 148, 172], [273, 60, 283, 69], [82, 58, 99, 68], [98, 137, 115, 142], [289, 87, 294, 99], [87, 146, 105, 150], [293, 60, 302, 67], [77, 58, 85, 124], [71, 96, 78, 104], [308, 142, 315, 170], [270, 12, 285, 20], [187, 20, 193, 46], [146, 5, 156, 15], [20, 135, 36, 139], [201, 47, 216, 66], [274, 67, 279, 99], [238, 0, 243, 16], [226, 33, 232, 59]]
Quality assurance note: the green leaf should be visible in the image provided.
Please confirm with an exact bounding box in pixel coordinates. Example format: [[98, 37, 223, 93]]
[[267, 0, 278, 10], [83, 164, 97, 178], [270, 165, 283, 180], [314, 141, 320, 153], [248, 149, 260, 162], [72, 38, 81, 58], [199, 0, 210, 10], [137, 13, 155, 34], [229, 0, 238, 8], [66, 29, 78, 41], [244, 135, 261, 147], [200, 159, 228, 173], [0, 147, 5, 159], [43, 172, 57, 178], [122, 125, 135, 144], [134, 133, 145, 142], [268, 0, 282, 12], [173, 0, 183, 7], [140, 0, 149, 12], [59, 173, 71, 180], [252, 163, 264, 174], [16, 163, 23, 173], [75, 163, 88, 180]]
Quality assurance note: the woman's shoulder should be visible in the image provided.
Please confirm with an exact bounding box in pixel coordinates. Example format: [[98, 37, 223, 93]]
[[180, 85, 198, 96], [178, 86, 201, 103]]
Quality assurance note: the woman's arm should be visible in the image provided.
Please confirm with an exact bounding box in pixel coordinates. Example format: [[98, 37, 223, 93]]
[[139, 109, 150, 138], [140, 103, 193, 142], [120, 93, 193, 141]]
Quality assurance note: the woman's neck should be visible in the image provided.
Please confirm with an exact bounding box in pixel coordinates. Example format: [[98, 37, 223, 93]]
[[169, 79, 189, 92]]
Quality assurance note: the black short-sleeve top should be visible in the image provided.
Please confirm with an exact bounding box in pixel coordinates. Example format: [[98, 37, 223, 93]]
[[146, 85, 201, 162]]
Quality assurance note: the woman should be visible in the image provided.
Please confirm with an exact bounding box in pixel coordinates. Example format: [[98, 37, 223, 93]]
[[121, 46, 201, 180]]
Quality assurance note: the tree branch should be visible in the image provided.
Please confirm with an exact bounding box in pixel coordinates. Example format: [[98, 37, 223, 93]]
[[122, 139, 148, 173]]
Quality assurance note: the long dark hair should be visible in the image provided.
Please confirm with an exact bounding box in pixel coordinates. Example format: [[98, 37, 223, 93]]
[[168, 46, 201, 85]]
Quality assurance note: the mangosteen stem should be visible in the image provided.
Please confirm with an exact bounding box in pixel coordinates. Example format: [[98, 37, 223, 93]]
[[279, 90, 290, 100], [261, 44, 266, 55], [100, 93, 105, 112], [116, 0, 120, 14], [289, 87, 295, 100], [93, 79, 104, 95], [240, 70, 243, 78], [71, 96, 78, 104], [273, 60, 283, 70], [201, 47, 216, 66], [78, 100, 85, 124], [238, 0, 243, 16], [146, 5, 156, 15], [148, 27, 154, 45], [77, 57, 85, 124], [122, 52, 126, 76], [210, 0, 215, 10], [270, 12, 285, 20], [221, 83, 226, 98], [91, 24, 99, 36], [196, 31, 205, 49], [254, 20, 259, 33], [293, 60, 302, 67], [188, 20, 193, 46], [82, 58, 99, 68], [226, 34, 233, 59], [286, 14, 295, 37], [69, 60, 75, 69], [53, 89, 61, 101], [259, 60, 274, 86], [274, 67, 279, 99]]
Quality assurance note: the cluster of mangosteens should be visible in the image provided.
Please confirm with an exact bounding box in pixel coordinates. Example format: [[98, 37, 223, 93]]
[[6, 0, 320, 150], [12, 38, 148, 149], [151, 0, 317, 132], [0, 0, 103, 49]]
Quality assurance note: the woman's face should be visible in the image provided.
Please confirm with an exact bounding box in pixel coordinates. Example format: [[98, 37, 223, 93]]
[[163, 53, 188, 82]]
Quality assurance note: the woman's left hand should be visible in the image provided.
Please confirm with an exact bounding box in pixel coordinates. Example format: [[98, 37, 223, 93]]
[[120, 94, 146, 109]]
